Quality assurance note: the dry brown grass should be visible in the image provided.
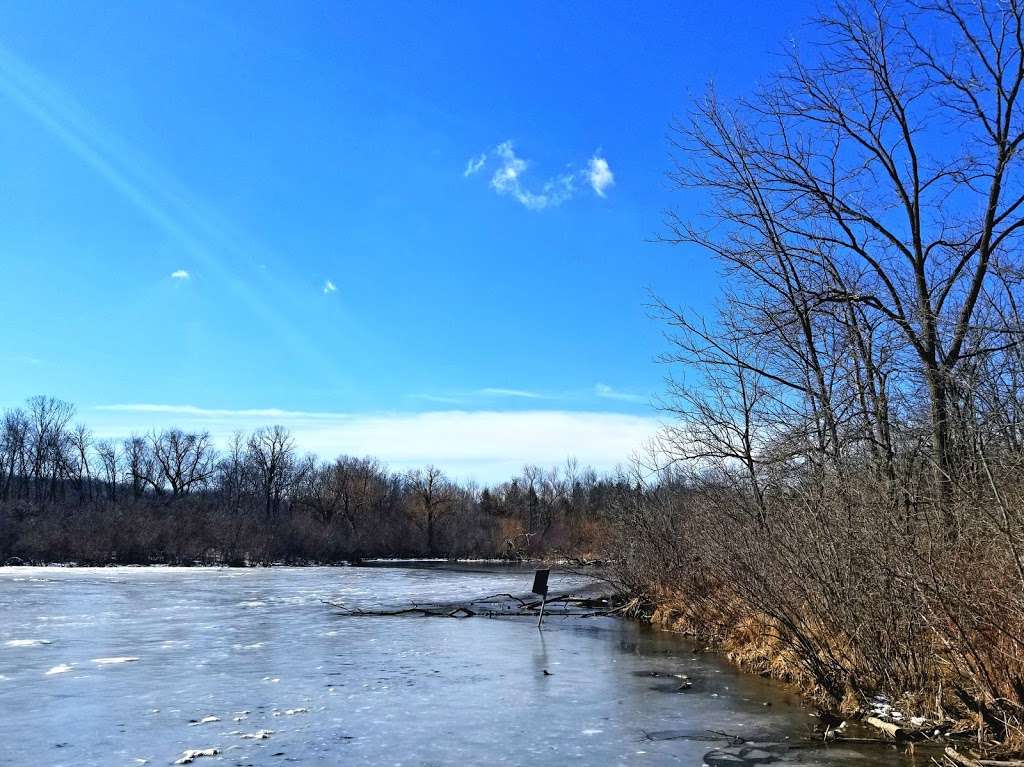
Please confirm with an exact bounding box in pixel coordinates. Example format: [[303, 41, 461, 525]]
[[607, 471, 1024, 753]]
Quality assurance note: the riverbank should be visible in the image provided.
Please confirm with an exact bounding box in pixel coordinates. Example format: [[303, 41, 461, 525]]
[[638, 589, 1023, 765]]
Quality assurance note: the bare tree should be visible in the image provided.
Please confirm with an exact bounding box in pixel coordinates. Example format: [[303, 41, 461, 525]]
[[25, 395, 74, 502], [123, 435, 150, 501], [0, 408, 29, 502], [247, 425, 299, 518], [148, 429, 216, 498], [215, 431, 251, 517], [664, 0, 1024, 529], [94, 439, 119, 503], [405, 466, 452, 555], [69, 424, 93, 504]]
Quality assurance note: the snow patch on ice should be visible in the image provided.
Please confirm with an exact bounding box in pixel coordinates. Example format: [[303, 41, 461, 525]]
[[240, 730, 273, 740], [582, 729, 603, 736], [174, 748, 218, 764], [45, 664, 72, 675], [190, 715, 220, 725]]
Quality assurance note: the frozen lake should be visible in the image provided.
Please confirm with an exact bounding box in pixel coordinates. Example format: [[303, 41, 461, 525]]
[[0, 565, 913, 766]]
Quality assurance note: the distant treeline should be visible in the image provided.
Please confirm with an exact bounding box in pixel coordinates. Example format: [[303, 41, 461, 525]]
[[0, 395, 628, 565]]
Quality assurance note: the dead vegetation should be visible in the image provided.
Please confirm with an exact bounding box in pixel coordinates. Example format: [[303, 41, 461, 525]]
[[610, 0, 1024, 757]]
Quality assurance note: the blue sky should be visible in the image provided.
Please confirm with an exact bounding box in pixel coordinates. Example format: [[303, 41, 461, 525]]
[[0, 0, 813, 480]]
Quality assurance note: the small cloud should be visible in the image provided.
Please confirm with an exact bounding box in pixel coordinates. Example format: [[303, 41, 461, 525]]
[[465, 140, 576, 211], [170, 269, 190, 280], [323, 280, 337, 295], [489, 141, 575, 211], [468, 141, 612, 210], [478, 387, 548, 399], [594, 383, 645, 403], [588, 156, 614, 197], [464, 153, 487, 177]]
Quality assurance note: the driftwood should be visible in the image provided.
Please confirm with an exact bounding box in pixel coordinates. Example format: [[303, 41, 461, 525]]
[[940, 746, 1024, 767], [944, 747, 983, 767], [832, 735, 905, 746], [865, 716, 929, 742], [865, 716, 906, 739]]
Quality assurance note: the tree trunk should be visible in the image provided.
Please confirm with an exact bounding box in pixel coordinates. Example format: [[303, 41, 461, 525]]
[[926, 364, 956, 535]]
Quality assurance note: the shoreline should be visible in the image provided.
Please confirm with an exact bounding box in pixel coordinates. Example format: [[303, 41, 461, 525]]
[[0, 557, 528, 570], [639, 594, 1019, 764], [0, 556, 556, 569]]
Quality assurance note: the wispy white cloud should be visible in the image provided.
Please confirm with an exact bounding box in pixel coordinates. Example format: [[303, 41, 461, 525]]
[[10, 355, 42, 366], [465, 140, 613, 210], [489, 141, 575, 210], [94, 403, 335, 418], [476, 387, 549, 400], [323, 279, 337, 295], [588, 156, 614, 197], [464, 153, 487, 177], [594, 383, 646, 403], [410, 384, 646, 405], [89, 404, 660, 483], [170, 269, 190, 280], [406, 393, 469, 406]]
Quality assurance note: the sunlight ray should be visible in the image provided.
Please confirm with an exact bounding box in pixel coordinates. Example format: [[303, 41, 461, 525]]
[[0, 42, 338, 377]]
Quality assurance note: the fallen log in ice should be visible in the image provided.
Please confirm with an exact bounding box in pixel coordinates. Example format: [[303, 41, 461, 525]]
[[323, 590, 626, 619]]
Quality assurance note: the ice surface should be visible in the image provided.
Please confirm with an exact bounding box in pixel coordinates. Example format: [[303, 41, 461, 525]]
[[0, 565, 915, 766]]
